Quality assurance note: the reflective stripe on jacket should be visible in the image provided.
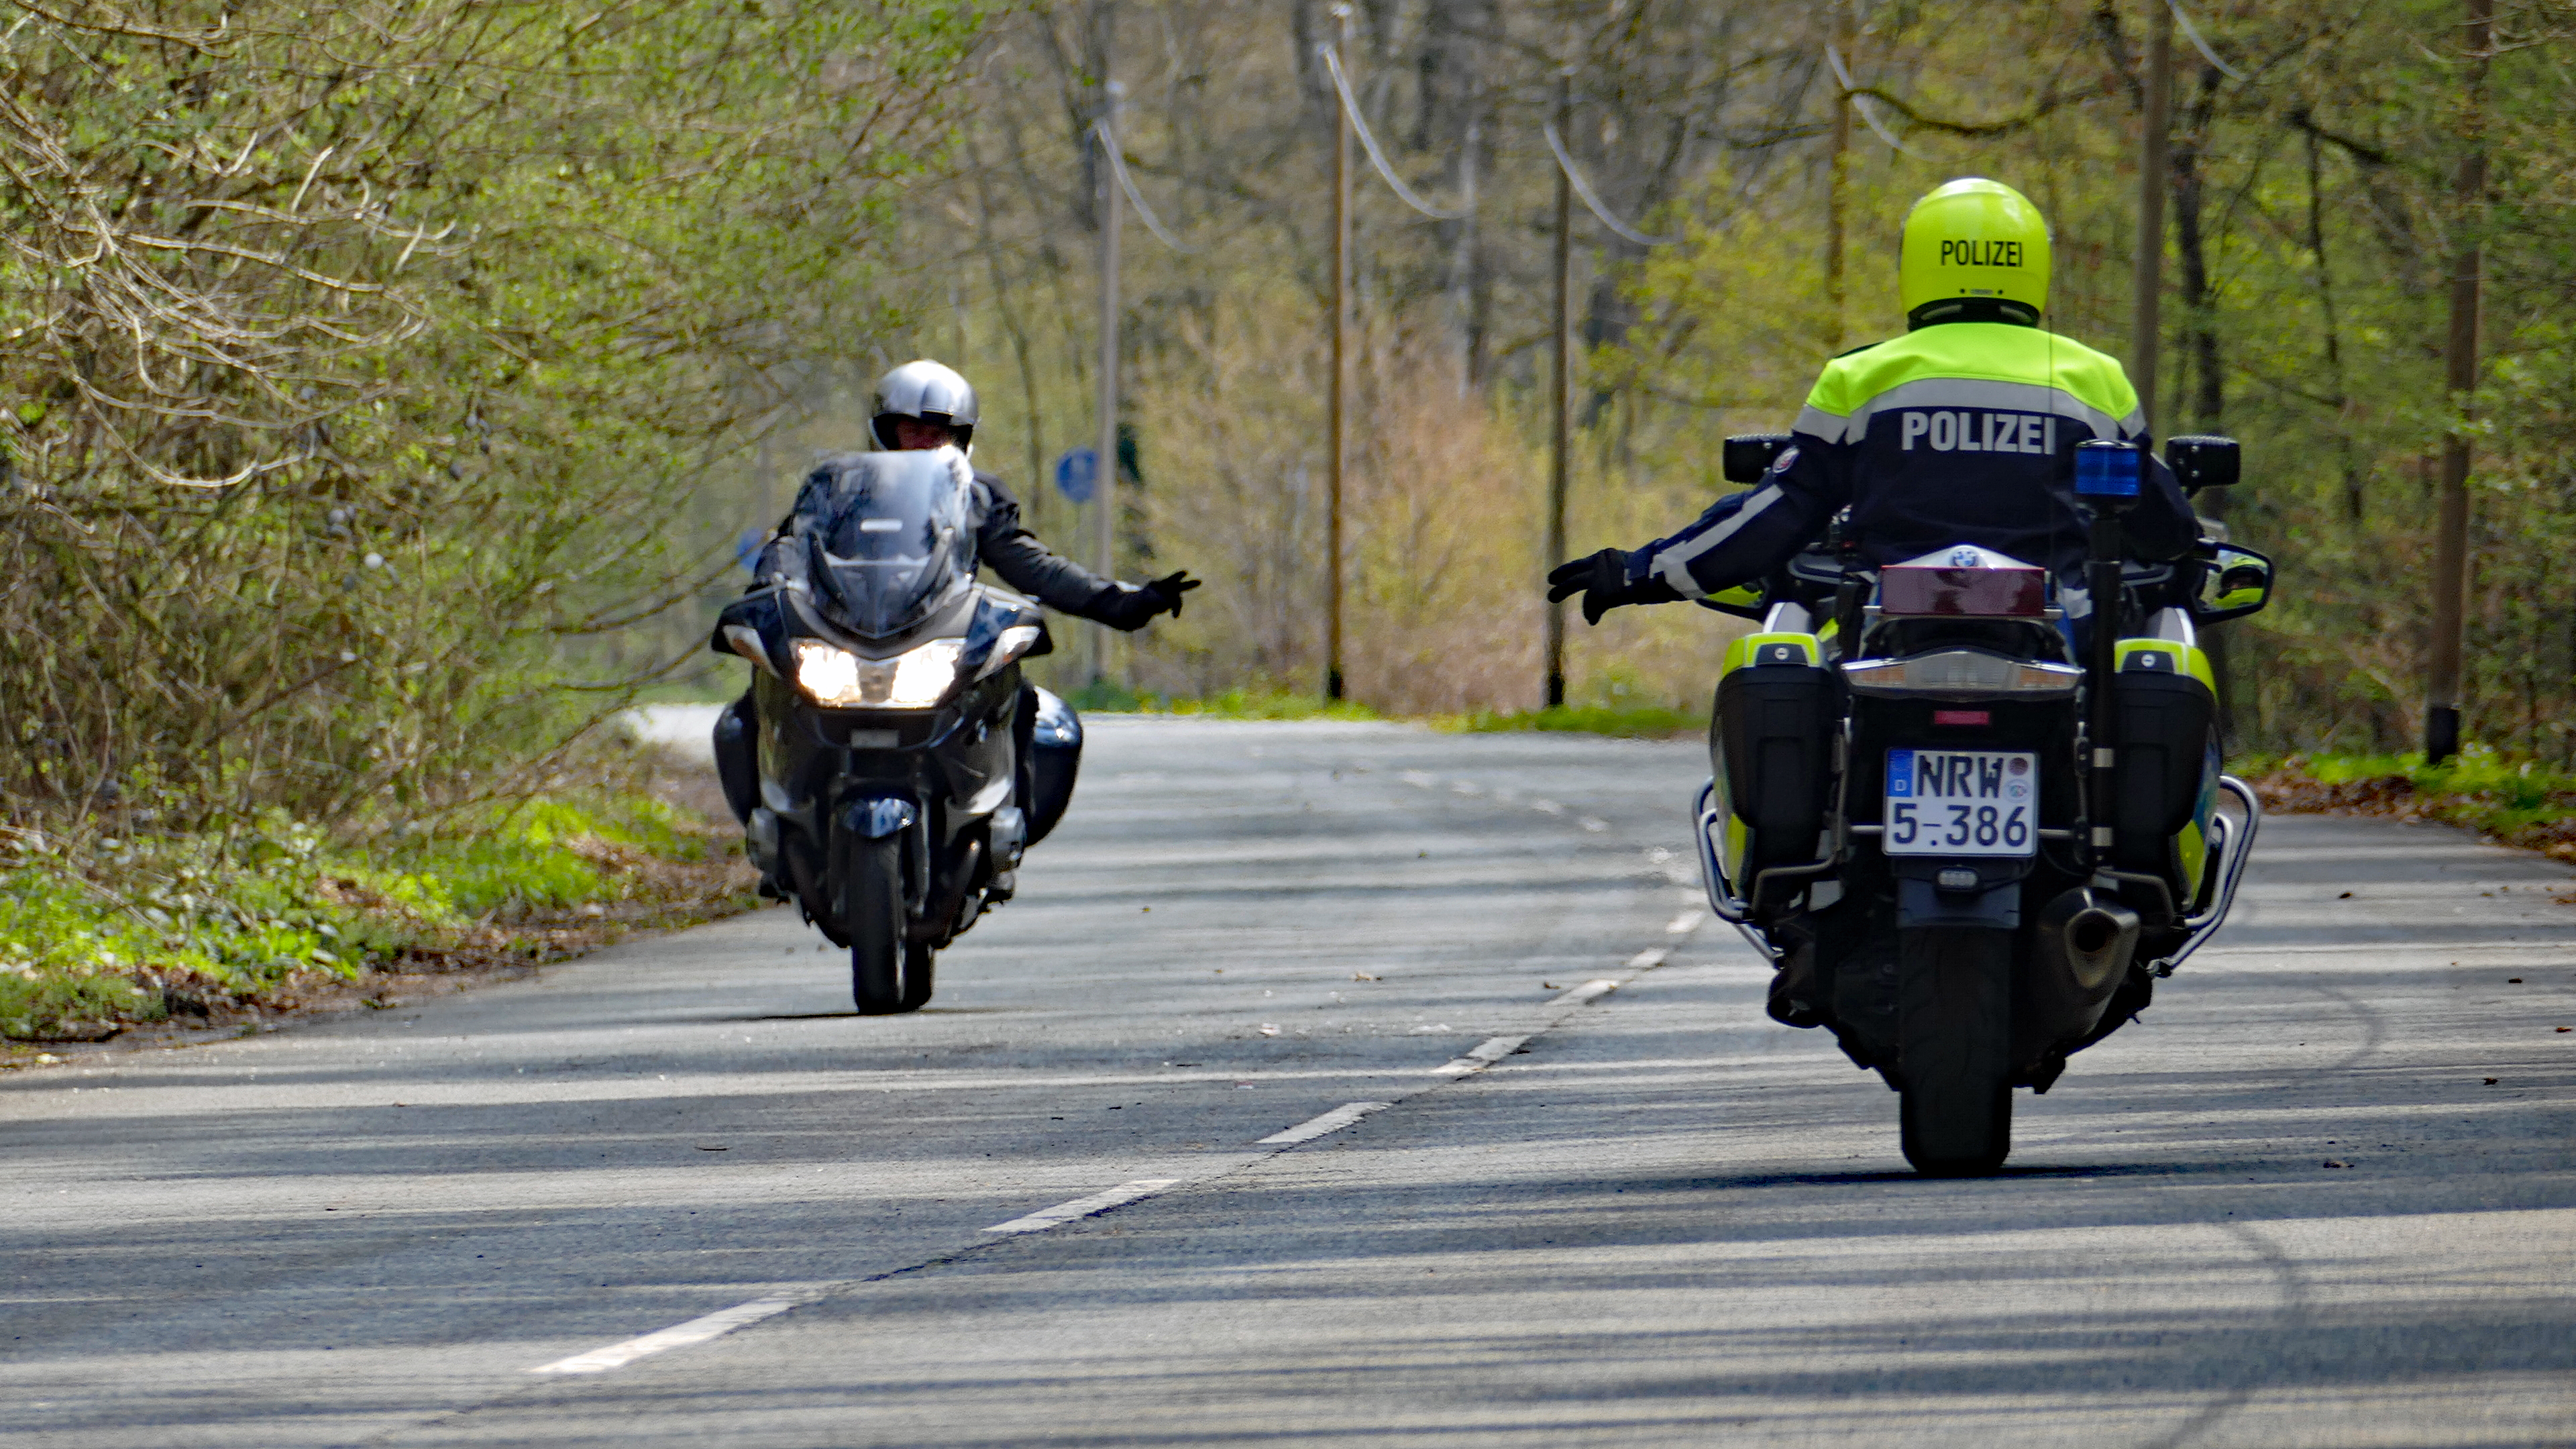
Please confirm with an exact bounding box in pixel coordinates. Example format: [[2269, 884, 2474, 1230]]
[[1636, 321, 2198, 597]]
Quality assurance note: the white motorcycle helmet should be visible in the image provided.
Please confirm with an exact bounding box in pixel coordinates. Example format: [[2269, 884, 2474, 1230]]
[[869, 360, 979, 455]]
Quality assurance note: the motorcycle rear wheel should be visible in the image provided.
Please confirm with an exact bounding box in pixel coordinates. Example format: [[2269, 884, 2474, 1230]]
[[1896, 924, 2014, 1177], [844, 836, 934, 1014]]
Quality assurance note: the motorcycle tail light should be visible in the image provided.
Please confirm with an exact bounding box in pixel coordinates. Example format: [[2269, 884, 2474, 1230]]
[[1843, 649, 2081, 700]]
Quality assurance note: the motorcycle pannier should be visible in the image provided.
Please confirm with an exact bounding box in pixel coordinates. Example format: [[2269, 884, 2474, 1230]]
[[1024, 686, 1085, 847], [1715, 638, 1834, 876], [2108, 644, 2215, 883]]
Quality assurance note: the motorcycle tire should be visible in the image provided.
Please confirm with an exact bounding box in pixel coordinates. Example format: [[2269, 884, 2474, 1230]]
[[843, 836, 934, 1015], [1895, 924, 2014, 1177]]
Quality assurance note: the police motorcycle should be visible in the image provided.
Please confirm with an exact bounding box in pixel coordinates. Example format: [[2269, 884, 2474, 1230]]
[[1694, 433, 2271, 1174], [709, 448, 1082, 1015]]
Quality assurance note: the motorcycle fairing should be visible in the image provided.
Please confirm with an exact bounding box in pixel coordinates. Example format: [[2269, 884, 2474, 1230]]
[[799, 449, 978, 639]]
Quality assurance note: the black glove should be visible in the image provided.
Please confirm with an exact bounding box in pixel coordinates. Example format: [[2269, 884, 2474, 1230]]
[[1089, 570, 1201, 632], [1546, 548, 1679, 625], [1143, 569, 1201, 619]]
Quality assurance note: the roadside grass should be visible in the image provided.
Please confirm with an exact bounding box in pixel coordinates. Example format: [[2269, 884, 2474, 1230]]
[[0, 755, 756, 1052], [1445, 704, 1707, 739], [1071, 680, 1387, 721], [2249, 747, 2576, 863]]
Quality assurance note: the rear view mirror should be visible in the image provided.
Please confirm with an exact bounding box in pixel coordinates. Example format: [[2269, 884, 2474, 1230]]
[[2165, 435, 2241, 494], [2190, 543, 2272, 623], [1723, 433, 1794, 484]]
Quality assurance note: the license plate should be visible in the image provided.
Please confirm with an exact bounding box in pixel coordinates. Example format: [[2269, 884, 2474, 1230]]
[[1884, 749, 2037, 857]]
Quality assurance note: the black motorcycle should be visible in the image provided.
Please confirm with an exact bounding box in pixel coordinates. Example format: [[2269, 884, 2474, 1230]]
[[1694, 433, 2269, 1173], [710, 449, 1081, 1014]]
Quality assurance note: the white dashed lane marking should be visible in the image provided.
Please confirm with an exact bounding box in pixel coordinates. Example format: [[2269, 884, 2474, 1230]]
[[983, 1178, 1181, 1235], [513, 833, 1693, 1379], [1550, 979, 1620, 1007], [529, 1296, 805, 1376], [1433, 1034, 1531, 1077], [1258, 1100, 1395, 1144]]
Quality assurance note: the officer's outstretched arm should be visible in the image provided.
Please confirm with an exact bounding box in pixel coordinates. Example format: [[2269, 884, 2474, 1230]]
[[1546, 445, 1843, 625]]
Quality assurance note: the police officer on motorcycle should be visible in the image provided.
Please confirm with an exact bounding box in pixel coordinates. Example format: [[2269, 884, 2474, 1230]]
[[1547, 178, 2196, 627], [711, 359, 1197, 827]]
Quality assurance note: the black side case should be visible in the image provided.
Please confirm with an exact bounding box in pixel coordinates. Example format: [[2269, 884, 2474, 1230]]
[[1714, 660, 1837, 877], [1023, 686, 1085, 846], [2108, 662, 2215, 884]]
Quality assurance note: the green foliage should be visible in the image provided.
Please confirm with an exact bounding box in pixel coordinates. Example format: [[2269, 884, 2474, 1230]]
[[0, 0, 985, 830], [0, 791, 733, 1040], [2277, 747, 2576, 839]]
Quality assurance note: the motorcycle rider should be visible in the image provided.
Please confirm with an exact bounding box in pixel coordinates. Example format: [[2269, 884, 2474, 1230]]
[[711, 359, 1197, 828], [1547, 178, 2196, 630]]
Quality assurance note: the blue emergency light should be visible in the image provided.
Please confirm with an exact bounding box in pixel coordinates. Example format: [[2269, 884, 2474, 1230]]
[[2073, 439, 2141, 499]]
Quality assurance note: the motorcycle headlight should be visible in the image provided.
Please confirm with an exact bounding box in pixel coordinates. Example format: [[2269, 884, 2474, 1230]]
[[973, 623, 1045, 682], [792, 637, 964, 710]]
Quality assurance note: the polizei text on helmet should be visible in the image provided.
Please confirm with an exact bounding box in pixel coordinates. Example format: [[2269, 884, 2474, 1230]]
[[1939, 239, 2025, 268]]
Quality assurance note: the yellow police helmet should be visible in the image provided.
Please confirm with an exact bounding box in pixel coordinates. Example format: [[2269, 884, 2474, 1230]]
[[1900, 178, 2051, 326]]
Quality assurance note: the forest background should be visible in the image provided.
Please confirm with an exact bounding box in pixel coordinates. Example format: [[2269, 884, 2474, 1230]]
[[9, 0, 2576, 837], [739, 0, 2576, 763]]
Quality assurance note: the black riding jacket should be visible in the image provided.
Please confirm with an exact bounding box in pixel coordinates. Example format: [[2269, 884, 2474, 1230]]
[[755, 462, 1129, 620]]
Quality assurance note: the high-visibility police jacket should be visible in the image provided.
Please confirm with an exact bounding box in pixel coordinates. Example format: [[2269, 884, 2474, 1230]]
[[1632, 321, 2198, 598]]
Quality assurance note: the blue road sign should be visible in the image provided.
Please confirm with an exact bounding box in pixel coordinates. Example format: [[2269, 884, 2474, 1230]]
[[1053, 446, 1099, 505]]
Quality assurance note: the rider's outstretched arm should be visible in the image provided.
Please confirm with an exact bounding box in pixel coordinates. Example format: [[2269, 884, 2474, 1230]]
[[974, 473, 1198, 631], [1548, 421, 1851, 625]]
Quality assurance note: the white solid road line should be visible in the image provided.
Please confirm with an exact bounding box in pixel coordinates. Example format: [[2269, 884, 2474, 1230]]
[[527, 1295, 805, 1376], [1433, 1034, 1531, 1077], [1549, 979, 1620, 1007], [983, 1178, 1183, 1235], [1258, 1100, 1395, 1144]]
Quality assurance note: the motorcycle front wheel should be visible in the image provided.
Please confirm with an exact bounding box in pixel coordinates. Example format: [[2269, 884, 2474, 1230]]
[[842, 835, 935, 1015], [1896, 924, 2014, 1177]]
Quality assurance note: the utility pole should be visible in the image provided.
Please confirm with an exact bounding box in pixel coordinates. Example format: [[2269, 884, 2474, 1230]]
[[1091, 76, 1126, 690], [2130, 0, 2171, 433], [1545, 65, 1573, 711], [2426, 0, 2492, 765], [1325, 4, 1351, 702], [1824, 3, 1854, 350]]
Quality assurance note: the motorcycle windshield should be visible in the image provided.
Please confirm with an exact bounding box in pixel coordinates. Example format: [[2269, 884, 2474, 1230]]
[[804, 450, 976, 638]]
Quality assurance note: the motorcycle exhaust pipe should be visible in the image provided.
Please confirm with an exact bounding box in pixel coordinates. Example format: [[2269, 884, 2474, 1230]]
[[2055, 892, 2141, 994], [2017, 888, 2143, 1065]]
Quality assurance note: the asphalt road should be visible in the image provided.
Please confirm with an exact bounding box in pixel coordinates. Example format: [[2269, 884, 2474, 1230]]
[[3, 718, 2571, 1448]]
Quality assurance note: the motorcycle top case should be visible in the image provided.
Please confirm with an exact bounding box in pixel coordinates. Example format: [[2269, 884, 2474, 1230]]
[[1713, 631, 1834, 880]]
